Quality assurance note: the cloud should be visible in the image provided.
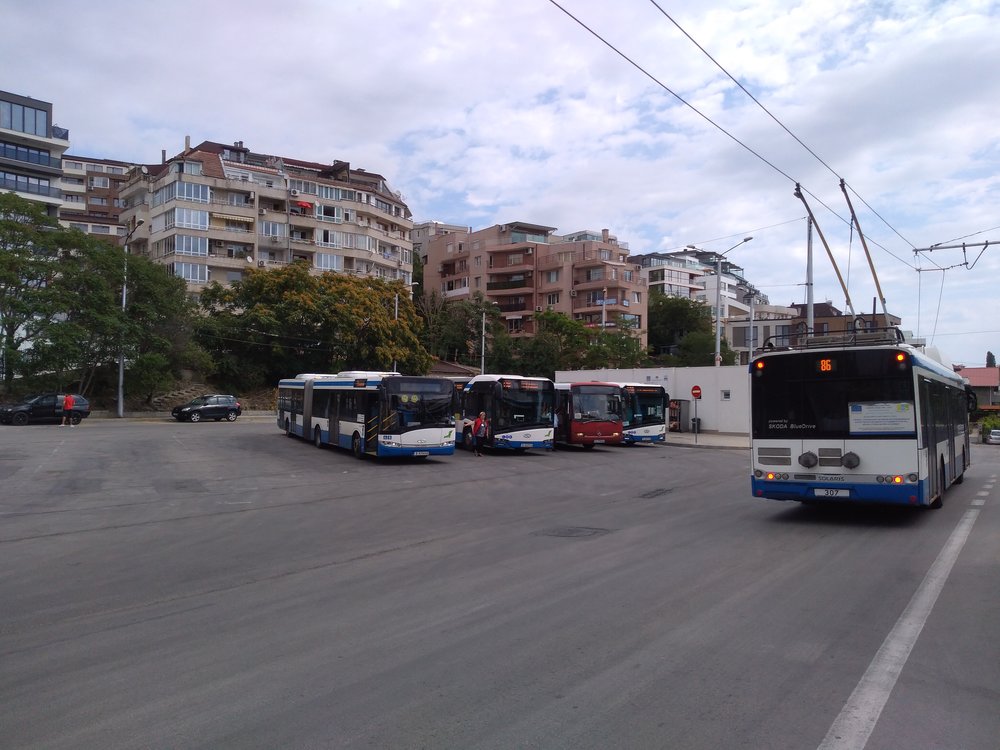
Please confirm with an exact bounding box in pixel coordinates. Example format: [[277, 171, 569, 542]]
[[3, 0, 999, 362]]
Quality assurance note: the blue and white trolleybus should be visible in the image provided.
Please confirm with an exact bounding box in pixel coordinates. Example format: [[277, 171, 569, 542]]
[[749, 328, 971, 508], [277, 371, 456, 458]]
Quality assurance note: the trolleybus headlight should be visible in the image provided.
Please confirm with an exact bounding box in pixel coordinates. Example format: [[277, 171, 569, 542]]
[[841, 451, 861, 469], [798, 451, 818, 468]]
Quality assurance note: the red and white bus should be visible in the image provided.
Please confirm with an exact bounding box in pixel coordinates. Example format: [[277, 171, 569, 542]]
[[553, 382, 623, 449]]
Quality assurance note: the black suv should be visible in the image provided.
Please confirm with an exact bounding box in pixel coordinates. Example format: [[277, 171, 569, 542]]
[[171, 395, 242, 422], [0, 393, 91, 425]]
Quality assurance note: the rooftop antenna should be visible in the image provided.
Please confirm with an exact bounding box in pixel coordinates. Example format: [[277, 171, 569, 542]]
[[794, 184, 857, 317], [840, 179, 890, 327]]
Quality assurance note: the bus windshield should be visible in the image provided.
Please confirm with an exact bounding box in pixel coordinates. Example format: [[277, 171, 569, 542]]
[[496, 380, 554, 430], [383, 377, 454, 430], [751, 350, 915, 439], [571, 386, 621, 422], [625, 388, 665, 426]]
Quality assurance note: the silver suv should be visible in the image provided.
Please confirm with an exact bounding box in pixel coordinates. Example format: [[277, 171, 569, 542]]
[[986, 429, 1000, 445]]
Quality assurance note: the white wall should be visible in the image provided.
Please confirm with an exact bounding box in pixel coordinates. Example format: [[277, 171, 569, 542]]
[[554, 365, 750, 433]]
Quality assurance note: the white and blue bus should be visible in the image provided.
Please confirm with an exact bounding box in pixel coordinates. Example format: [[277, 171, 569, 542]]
[[614, 383, 668, 445], [277, 371, 456, 459], [459, 374, 555, 451], [749, 328, 972, 508]]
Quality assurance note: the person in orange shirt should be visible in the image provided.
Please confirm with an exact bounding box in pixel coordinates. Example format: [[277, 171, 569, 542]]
[[61, 393, 76, 426]]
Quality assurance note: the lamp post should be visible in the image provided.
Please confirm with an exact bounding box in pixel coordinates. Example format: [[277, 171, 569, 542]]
[[480, 299, 498, 374], [688, 236, 753, 367], [601, 286, 608, 329], [117, 219, 145, 418]]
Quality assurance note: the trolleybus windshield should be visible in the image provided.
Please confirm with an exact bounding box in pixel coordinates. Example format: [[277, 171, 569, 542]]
[[496, 380, 554, 429], [623, 386, 665, 426], [751, 350, 915, 440], [383, 377, 454, 429]]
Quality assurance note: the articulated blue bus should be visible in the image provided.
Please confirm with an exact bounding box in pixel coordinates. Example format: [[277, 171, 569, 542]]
[[277, 371, 456, 458]]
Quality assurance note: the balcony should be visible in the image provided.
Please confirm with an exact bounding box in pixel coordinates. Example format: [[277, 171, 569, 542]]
[[497, 302, 528, 313], [0, 176, 61, 199], [487, 275, 533, 291]]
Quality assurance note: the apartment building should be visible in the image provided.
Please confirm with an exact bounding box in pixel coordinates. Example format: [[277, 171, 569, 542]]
[[0, 90, 68, 217], [119, 139, 413, 293], [60, 155, 133, 240], [426, 222, 647, 346]]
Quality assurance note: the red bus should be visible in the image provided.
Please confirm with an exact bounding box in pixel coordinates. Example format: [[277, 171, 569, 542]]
[[553, 382, 623, 449]]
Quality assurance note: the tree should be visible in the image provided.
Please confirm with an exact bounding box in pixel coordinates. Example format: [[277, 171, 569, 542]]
[[647, 293, 713, 357], [0, 193, 61, 394], [21, 230, 201, 399], [987, 351, 996, 368], [198, 264, 431, 389]]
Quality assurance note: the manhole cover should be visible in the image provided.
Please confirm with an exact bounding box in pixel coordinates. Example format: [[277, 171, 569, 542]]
[[534, 526, 611, 539]]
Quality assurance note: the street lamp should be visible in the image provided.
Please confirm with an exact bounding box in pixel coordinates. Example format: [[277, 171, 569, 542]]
[[480, 299, 499, 374], [688, 236, 753, 366], [117, 219, 145, 418]]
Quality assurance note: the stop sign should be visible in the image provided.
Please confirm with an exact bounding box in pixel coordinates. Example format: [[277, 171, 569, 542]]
[[691, 385, 702, 399]]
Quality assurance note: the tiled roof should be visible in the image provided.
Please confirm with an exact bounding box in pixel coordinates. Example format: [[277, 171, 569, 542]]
[[960, 367, 1000, 387]]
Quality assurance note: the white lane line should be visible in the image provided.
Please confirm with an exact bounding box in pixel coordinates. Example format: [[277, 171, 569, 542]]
[[977, 491, 990, 497], [972, 498, 985, 507], [817, 507, 980, 750]]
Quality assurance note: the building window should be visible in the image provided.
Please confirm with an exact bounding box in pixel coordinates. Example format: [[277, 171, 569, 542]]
[[168, 208, 209, 230], [69, 222, 88, 231], [64, 194, 83, 203], [172, 262, 208, 283], [474, 255, 482, 267], [315, 253, 342, 270], [633, 291, 641, 303], [508, 254, 523, 266], [0, 101, 48, 136], [90, 225, 111, 234], [174, 234, 209, 256], [64, 160, 83, 170], [88, 196, 108, 206], [261, 221, 286, 237], [721, 390, 732, 401], [547, 293, 560, 305], [545, 269, 559, 283]]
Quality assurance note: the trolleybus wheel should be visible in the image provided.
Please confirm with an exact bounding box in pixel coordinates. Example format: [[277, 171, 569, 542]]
[[352, 433, 364, 459], [284, 418, 292, 436], [954, 452, 965, 484], [930, 463, 945, 509], [314, 427, 323, 448]]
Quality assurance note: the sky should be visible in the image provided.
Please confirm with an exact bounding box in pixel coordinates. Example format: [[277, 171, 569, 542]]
[[4, 0, 999, 365]]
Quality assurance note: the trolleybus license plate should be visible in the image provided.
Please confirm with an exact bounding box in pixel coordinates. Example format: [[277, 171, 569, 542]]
[[413, 451, 429, 456], [520, 443, 532, 448], [814, 488, 849, 497]]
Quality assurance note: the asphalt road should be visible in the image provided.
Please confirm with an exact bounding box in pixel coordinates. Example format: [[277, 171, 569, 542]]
[[1, 419, 998, 749]]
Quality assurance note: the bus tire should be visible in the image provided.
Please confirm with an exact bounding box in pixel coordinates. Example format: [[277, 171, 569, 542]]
[[352, 433, 364, 459], [314, 427, 323, 448], [284, 418, 292, 437], [954, 452, 965, 484], [463, 428, 475, 451], [930, 462, 946, 509], [583, 443, 595, 450]]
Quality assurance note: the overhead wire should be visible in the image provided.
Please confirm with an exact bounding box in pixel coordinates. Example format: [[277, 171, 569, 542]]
[[544, 0, 918, 270], [646, 0, 921, 265]]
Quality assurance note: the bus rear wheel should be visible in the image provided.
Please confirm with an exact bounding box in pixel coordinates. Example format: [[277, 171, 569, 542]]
[[314, 427, 323, 448], [352, 433, 364, 459], [930, 462, 945, 509]]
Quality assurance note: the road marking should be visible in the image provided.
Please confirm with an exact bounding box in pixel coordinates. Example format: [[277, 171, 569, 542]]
[[977, 491, 990, 497], [817, 507, 980, 750], [972, 497, 985, 507]]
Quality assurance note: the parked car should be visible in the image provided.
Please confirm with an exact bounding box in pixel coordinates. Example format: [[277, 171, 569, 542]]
[[171, 395, 242, 422], [0, 393, 91, 425], [986, 429, 1000, 445]]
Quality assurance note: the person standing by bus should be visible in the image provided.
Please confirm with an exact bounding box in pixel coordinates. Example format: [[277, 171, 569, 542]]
[[473, 411, 489, 456], [61, 393, 75, 427]]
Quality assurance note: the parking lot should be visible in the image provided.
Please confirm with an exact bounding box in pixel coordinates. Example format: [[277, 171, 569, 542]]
[[2, 419, 999, 749]]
